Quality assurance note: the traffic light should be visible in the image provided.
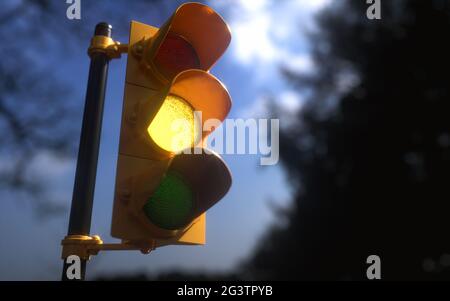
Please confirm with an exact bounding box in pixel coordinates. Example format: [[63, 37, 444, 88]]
[[111, 3, 232, 248]]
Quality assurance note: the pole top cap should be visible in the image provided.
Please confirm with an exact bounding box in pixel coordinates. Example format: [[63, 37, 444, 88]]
[[95, 22, 112, 37]]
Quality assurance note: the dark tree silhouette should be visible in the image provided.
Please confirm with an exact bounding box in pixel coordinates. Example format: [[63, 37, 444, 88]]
[[0, 0, 170, 218], [245, 0, 450, 280]]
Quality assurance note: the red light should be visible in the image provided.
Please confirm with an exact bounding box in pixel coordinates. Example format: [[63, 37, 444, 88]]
[[153, 33, 201, 80]]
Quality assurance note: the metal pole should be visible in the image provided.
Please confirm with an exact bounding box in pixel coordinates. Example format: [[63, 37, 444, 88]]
[[62, 22, 112, 281]]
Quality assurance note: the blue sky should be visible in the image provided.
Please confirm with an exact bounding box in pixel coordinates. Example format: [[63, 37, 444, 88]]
[[0, 0, 329, 280]]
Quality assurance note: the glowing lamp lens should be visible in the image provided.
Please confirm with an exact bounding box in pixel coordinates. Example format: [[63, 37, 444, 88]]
[[148, 94, 199, 153], [154, 33, 200, 80], [143, 171, 193, 230]]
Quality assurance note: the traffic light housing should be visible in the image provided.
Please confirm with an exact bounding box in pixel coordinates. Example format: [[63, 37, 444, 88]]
[[111, 3, 232, 248]]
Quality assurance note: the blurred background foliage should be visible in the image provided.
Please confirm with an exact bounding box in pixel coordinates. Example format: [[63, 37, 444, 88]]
[[246, 0, 450, 280], [0, 0, 169, 217]]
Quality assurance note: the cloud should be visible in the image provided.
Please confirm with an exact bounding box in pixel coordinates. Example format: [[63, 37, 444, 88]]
[[214, 0, 327, 121], [236, 0, 270, 13], [222, 0, 329, 73], [238, 90, 305, 119], [28, 151, 74, 179], [233, 12, 276, 64], [299, 0, 332, 10], [283, 53, 315, 73], [238, 95, 271, 119], [230, 0, 275, 64], [279, 90, 305, 112]]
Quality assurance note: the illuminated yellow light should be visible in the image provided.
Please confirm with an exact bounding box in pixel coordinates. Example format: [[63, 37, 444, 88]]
[[148, 94, 199, 153]]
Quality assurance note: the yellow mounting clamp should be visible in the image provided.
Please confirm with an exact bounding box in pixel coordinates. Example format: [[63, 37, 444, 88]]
[[61, 235, 155, 261], [61, 235, 103, 260], [88, 36, 128, 59]]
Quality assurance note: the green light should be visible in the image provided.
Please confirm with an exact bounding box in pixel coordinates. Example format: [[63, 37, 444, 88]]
[[143, 171, 193, 230]]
